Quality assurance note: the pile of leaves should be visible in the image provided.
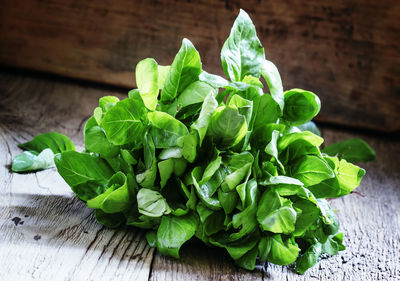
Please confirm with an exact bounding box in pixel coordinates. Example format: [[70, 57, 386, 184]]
[[12, 10, 375, 274]]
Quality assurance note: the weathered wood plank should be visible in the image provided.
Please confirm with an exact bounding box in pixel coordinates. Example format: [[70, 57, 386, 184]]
[[0, 73, 153, 281], [0, 0, 399, 131], [0, 72, 399, 280]]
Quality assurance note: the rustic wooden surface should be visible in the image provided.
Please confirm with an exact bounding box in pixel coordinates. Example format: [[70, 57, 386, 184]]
[[0, 71, 399, 280], [0, 0, 399, 132]]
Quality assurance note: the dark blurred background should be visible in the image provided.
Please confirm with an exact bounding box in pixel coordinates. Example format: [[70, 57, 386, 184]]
[[0, 0, 399, 132]]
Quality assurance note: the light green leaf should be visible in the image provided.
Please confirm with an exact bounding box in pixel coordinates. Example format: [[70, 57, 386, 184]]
[[137, 188, 171, 217], [221, 9, 265, 81], [260, 60, 284, 112], [101, 96, 147, 145], [282, 89, 321, 126], [148, 111, 189, 148], [161, 38, 202, 102], [208, 106, 247, 148], [191, 92, 218, 145], [136, 58, 159, 110], [12, 149, 55, 172]]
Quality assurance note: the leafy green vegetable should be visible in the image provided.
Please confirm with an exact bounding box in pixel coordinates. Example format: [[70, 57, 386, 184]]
[[136, 58, 159, 111], [12, 132, 75, 172], [322, 138, 376, 163], [161, 38, 202, 103], [11, 9, 375, 275], [101, 94, 147, 146], [12, 149, 55, 172], [221, 9, 265, 81], [18, 132, 75, 153]]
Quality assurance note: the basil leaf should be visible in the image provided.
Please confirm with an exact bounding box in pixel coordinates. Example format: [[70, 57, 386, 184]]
[[136, 58, 159, 111], [161, 38, 202, 102], [101, 95, 147, 146], [148, 111, 189, 148], [18, 132, 75, 154], [208, 106, 247, 148], [289, 155, 335, 186], [282, 89, 321, 126], [137, 188, 171, 217], [260, 60, 284, 112], [322, 138, 375, 163], [54, 151, 114, 201], [221, 9, 265, 81], [256, 190, 297, 234], [156, 213, 198, 258], [12, 148, 55, 172]]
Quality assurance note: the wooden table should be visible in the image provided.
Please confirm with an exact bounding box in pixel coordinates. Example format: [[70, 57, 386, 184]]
[[0, 70, 399, 281]]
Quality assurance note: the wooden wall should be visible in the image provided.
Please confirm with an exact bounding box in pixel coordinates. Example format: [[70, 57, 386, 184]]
[[0, 0, 399, 131]]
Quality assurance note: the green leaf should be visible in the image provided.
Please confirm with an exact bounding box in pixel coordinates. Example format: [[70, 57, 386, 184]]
[[101, 96, 147, 146], [94, 209, 125, 228], [86, 172, 130, 213], [18, 132, 75, 154], [146, 231, 157, 247], [99, 96, 119, 112], [161, 38, 202, 102], [177, 132, 198, 163], [221, 152, 253, 192], [158, 159, 174, 188], [282, 89, 321, 126], [12, 148, 55, 172], [264, 130, 283, 169], [289, 155, 335, 186], [308, 158, 366, 198], [199, 70, 230, 88], [136, 133, 157, 188], [235, 245, 258, 270], [221, 9, 265, 81], [297, 121, 321, 136], [267, 235, 300, 265], [159, 147, 182, 160], [228, 94, 253, 126], [322, 138, 375, 163], [84, 116, 120, 158], [136, 58, 159, 111], [260, 60, 284, 112], [137, 188, 171, 217], [296, 233, 345, 274], [156, 213, 198, 258], [148, 111, 189, 148], [208, 106, 247, 148], [278, 131, 324, 151], [191, 92, 219, 145], [177, 81, 216, 108], [54, 151, 114, 201], [257, 190, 297, 234], [251, 93, 280, 132], [158, 65, 170, 89], [292, 198, 320, 236], [192, 166, 221, 210], [231, 179, 259, 239]]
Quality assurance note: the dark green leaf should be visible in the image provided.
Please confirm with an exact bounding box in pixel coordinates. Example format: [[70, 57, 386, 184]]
[[156, 213, 198, 258], [18, 132, 75, 154], [322, 138, 375, 163]]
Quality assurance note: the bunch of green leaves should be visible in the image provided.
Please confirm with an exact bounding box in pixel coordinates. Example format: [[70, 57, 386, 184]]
[[12, 9, 375, 274]]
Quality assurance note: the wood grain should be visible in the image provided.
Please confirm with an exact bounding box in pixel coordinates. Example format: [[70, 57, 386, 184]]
[[0, 71, 399, 280], [0, 0, 399, 132]]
